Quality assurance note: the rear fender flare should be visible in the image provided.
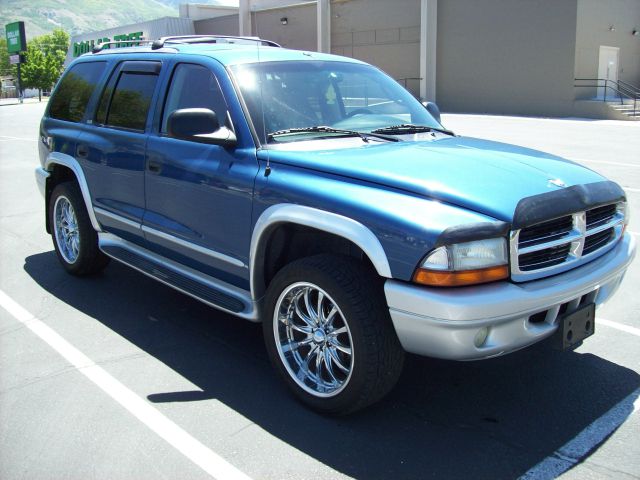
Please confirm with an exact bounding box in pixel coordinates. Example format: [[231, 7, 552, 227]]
[[45, 152, 101, 232]]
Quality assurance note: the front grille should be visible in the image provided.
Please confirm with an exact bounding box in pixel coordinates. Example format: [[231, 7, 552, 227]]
[[586, 204, 617, 229], [583, 227, 614, 255], [518, 216, 573, 247], [519, 244, 571, 271], [511, 203, 624, 281]]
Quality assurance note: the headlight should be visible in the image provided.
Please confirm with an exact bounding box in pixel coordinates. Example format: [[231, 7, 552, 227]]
[[617, 201, 629, 227], [413, 238, 509, 287]]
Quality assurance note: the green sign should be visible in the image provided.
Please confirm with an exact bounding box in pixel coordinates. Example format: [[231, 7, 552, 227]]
[[5, 21, 27, 54], [73, 31, 144, 57]]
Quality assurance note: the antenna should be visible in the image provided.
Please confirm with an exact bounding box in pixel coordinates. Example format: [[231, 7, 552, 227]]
[[254, 15, 271, 177]]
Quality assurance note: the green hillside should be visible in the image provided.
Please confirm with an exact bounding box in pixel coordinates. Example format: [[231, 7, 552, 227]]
[[1, 0, 178, 39]]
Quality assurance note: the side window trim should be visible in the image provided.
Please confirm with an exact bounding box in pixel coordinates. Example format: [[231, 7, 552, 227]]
[[94, 66, 119, 127]]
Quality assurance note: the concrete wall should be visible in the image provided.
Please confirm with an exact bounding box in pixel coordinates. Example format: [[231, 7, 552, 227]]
[[194, 4, 317, 52], [575, 0, 640, 96], [197, 0, 422, 95], [194, 14, 240, 37], [331, 0, 422, 96], [179, 4, 239, 21], [254, 3, 317, 51], [436, 0, 579, 117]]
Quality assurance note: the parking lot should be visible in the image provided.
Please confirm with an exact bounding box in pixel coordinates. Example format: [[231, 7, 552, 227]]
[[1, 102, 638, 480]]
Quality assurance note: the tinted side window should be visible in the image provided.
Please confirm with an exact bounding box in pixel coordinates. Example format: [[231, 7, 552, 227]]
[[49, 62, 106, 122], [162, 64, 228, 133], [106, 72, 159, 131]]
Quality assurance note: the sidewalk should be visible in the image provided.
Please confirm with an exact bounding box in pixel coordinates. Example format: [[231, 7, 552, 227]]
[[0, 97, 49, 106]]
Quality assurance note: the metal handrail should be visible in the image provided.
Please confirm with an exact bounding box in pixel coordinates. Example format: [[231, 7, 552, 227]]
[[617, 79, 640, 97], [616, 83, 635, 95], [396, 77, 422, 89], [574, 78, 637, 117], [613, 81, 639, 100], [575, 78, 625, 103]]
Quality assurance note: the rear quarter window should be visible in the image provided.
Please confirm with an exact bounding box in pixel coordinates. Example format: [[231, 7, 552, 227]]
[[49, 62, 107, 122]]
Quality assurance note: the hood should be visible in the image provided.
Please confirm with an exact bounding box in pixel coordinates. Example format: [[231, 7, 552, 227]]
[[263, 135, 607, 222]]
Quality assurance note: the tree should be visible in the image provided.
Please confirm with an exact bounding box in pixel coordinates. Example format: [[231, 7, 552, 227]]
[[20, 29, 69, 101], [43, 29, 71, 60], [0, 38, 17, 81], [21, 43, 48, 100]]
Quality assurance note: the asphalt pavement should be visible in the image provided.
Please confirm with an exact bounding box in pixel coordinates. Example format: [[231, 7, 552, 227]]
[[1, 103, 638, 480]]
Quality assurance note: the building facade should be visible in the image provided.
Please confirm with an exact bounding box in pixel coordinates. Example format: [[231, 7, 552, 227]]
[[67, 0, 640, 119]]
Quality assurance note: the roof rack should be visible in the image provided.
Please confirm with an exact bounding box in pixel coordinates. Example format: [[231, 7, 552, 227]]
[[151, 35, 281, 50], [92, 39, 153, 54]]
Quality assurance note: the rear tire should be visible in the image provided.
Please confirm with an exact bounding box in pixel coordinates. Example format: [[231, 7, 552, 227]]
[[263, 254, 404, 414], [49, 181, 110, 276]]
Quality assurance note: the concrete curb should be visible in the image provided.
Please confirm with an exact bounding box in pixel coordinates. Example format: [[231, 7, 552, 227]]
[[0, 98, 49, 107]]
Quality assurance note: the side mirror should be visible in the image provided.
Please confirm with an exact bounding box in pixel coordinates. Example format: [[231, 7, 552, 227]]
[[421, 101, 441, 125], [167, 108, 236, 147]]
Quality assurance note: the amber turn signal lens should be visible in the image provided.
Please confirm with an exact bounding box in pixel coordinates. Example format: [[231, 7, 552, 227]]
[[413, 265, 509, 287]]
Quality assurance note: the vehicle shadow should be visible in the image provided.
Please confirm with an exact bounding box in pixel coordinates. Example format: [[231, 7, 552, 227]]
[[24, 251, 640, 480]]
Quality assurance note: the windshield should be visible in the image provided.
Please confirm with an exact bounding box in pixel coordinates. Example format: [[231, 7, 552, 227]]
[[231, 61, 442, 144]]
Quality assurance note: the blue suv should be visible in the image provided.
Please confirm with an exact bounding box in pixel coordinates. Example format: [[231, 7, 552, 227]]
[[36, 35, 636, 414]]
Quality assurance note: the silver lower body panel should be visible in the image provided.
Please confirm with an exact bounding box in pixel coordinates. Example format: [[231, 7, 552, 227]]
[[99, 233, 258, 321], [385, 233, 636, 360], [35, 167, 50, 198]]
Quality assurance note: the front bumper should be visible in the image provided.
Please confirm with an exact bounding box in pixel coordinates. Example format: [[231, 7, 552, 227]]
[[385, 233, 636, 360]]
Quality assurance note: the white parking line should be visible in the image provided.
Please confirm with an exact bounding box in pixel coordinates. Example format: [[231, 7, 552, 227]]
[[520, 388, 640, 480], [0, 289, 252, 480], [568, 158, 640, 169], [0, 135, 38, 142], [445, 114, 640, 128], [599, 318, 640, 337]]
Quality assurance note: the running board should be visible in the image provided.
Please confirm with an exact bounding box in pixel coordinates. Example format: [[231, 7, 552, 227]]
[[98, 233, 258, 321]]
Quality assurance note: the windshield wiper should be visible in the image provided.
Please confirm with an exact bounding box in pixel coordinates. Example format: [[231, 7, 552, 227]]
[[371, 124, 455, 136], [267, 126, 399, 143]]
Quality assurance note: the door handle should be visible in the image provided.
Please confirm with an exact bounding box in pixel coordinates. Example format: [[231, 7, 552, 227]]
[[76, 145, 88, 159], [148, 160, 162, 174]]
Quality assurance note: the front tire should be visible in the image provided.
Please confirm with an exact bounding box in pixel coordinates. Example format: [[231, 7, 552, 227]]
[[49, 181, 109, 276], [263, 254, 404, 414]]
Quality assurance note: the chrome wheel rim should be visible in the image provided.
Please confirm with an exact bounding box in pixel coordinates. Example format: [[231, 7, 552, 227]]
[[274, 282, 354, 397], [53, 195, 80, 264]]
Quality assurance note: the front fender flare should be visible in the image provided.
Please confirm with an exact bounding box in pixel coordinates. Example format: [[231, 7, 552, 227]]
[[250, 204, 392, 301]]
